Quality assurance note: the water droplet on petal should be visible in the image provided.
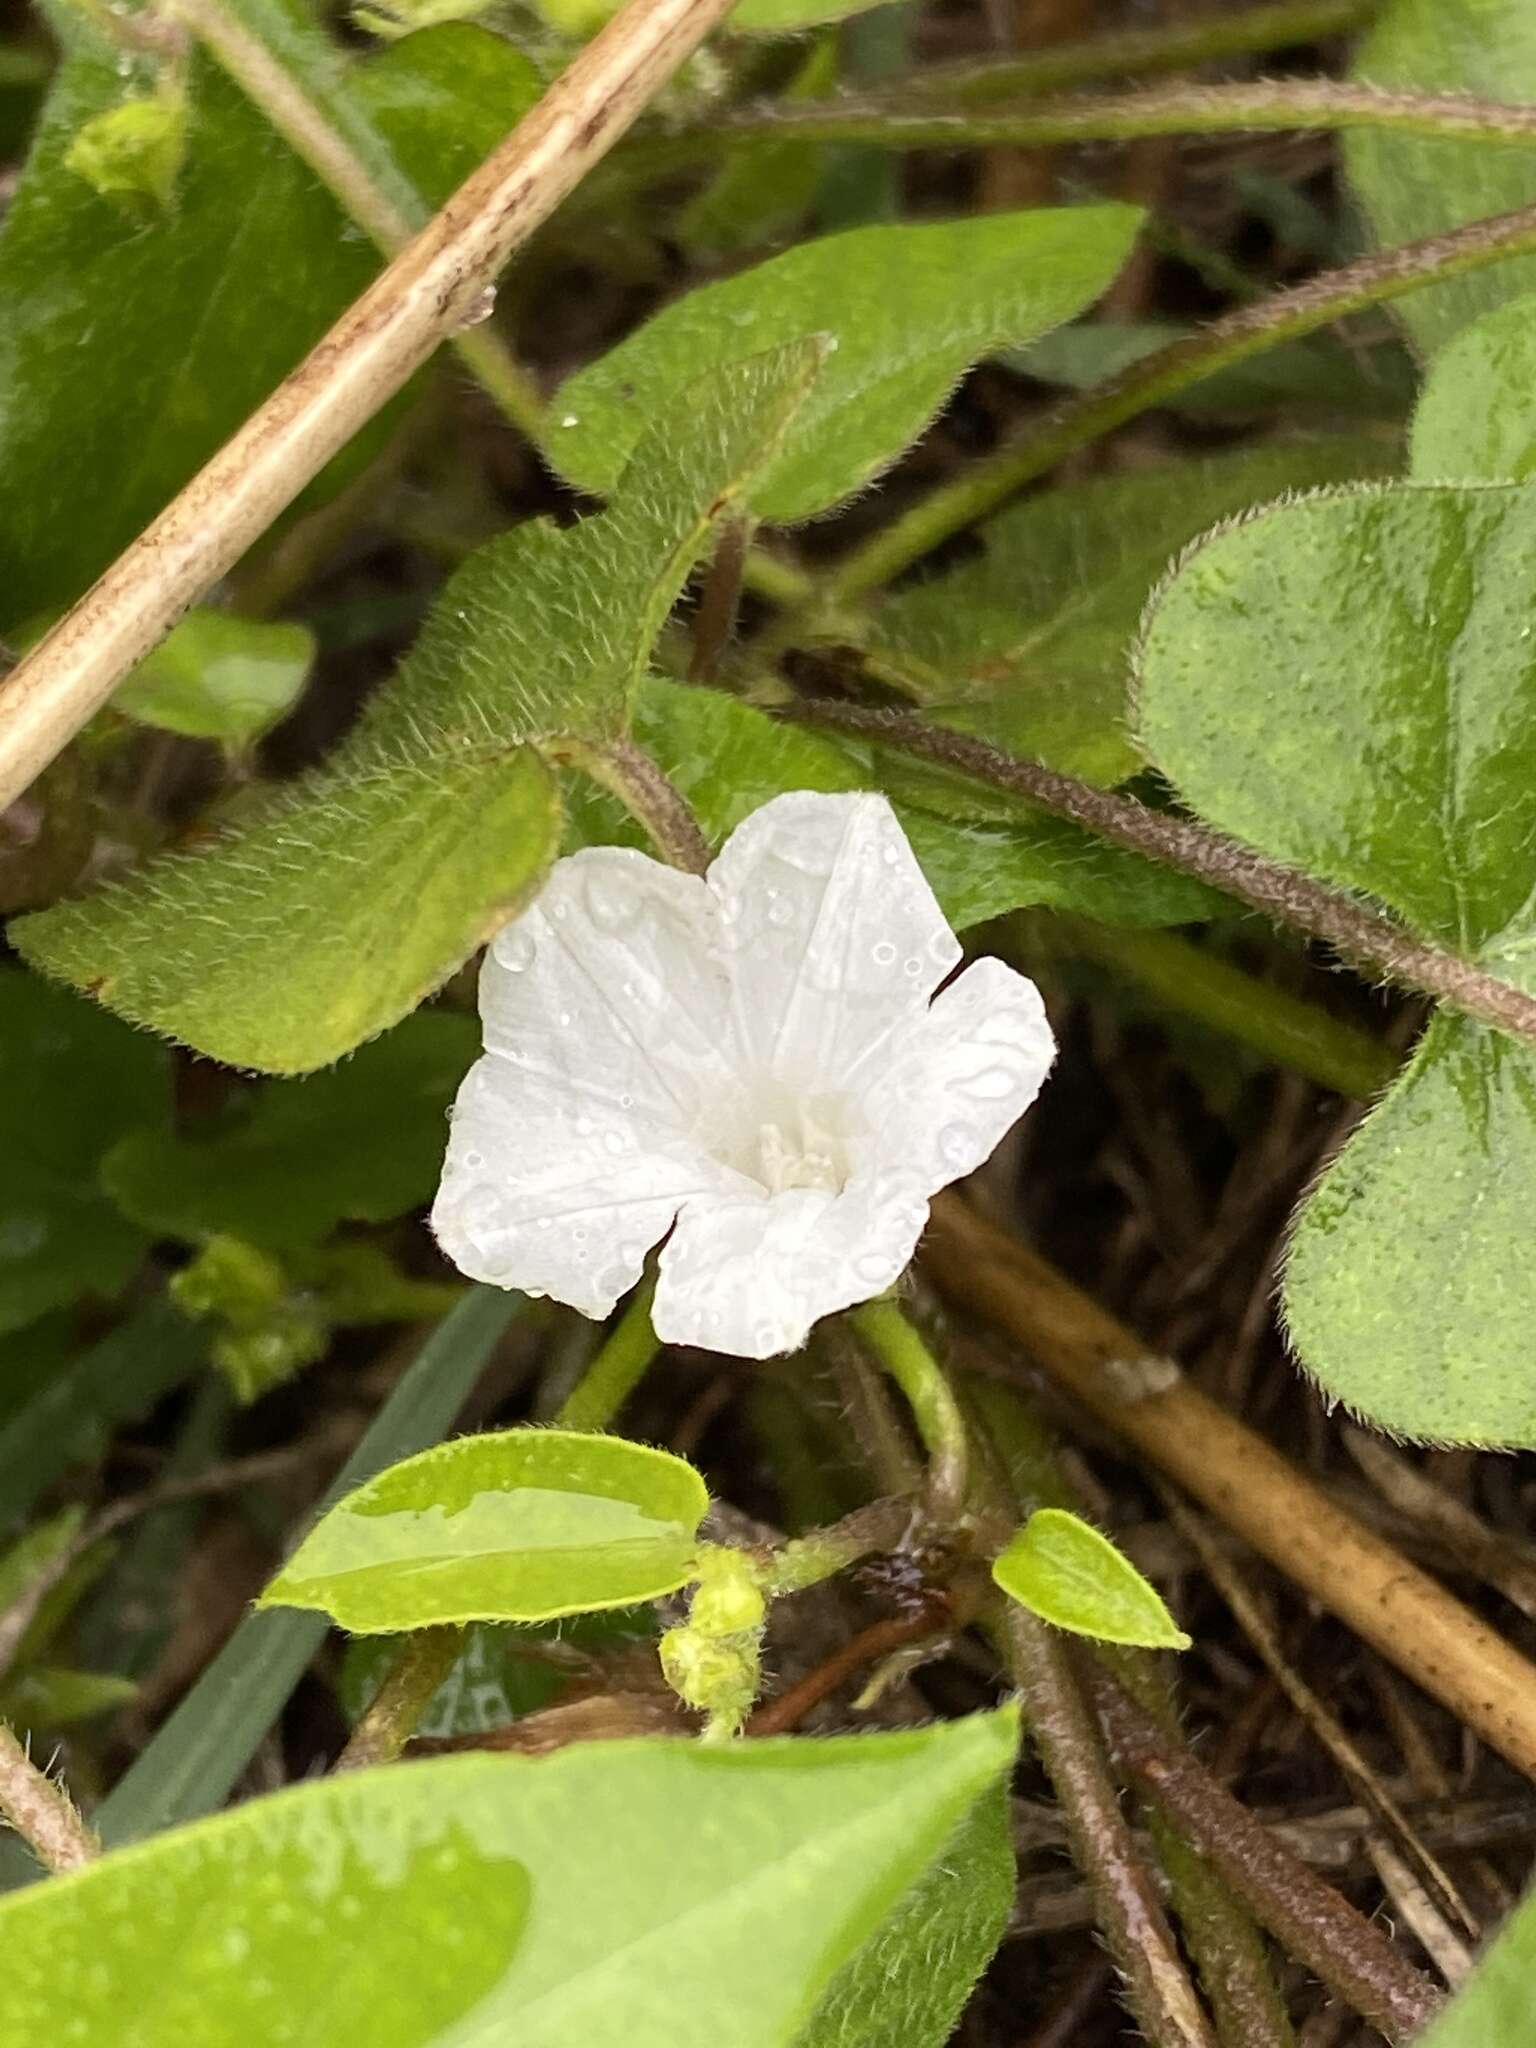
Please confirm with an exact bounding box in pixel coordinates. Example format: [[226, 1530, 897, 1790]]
[[960, 1066, 1016, 1101], [620, 1241, 644, 1264], [574, 1115, 593, 1137], [767, 895, 794, 928], [938, 1121, 973, 1167], [902, 956, 923, 977], [872, 941, 897, 967], [854, 1252, 894, 1284], [584, 872, 635, 929], [754, 1321, 783, 1353], [496, 926, 536, 972], [603, 1130, 625, 1155]]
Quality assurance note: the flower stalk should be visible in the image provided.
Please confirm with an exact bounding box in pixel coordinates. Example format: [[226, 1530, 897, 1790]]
[[848, 1299, 970, 1520], [554, 1273, 663, 1432]]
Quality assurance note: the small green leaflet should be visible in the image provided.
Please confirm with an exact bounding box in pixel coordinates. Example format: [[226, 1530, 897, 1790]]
[[546, 207, 1143, 522], [16, 346, 820, 1073], [0, 970, 169, 1334], [102, 1010, 477, 1251], [114, 611, 316, 748], [1346, 0, 1536, 353], [1137, 480, 1536, 1443], [0, 1714, 1018, 2048], [992, 1508, 1190, 1650], [260, 1427, 710, 1632]]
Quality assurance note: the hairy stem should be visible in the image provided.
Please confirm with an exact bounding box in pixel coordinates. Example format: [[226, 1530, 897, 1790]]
[[706, 78, 1536, 153], [818, 196, 1536, 600], [334, 1627, 467, 1772], [1000, 1603, 1218, 2048], [558, 736, 713, 876], [0, 1721, 99, 1874], [689, 514, 753, 682], [848, 1299, 970, 1519], [761, 1494, 917, 1596], [789, 705, 1536, 1046], [554, 1273, 663, 1431], [1089, 1669, 1444, 2042]]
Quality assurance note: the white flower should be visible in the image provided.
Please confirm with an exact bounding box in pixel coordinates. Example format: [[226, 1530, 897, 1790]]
[[432, 791, 1055, 1359]]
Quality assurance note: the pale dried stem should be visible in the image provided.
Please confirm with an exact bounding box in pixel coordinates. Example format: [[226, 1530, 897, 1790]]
[[0, 0, 737, 811], [923, 1196, 1536, 1782]]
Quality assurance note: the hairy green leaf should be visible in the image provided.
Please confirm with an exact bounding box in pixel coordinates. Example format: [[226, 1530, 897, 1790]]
[[1347, 0, 1536, 352], [1137, 481, 1536, 1442], [993, 1508, 1190, 1649], [261, 1428, 710, 1631], [17, 346, 819, 1072], [547, 207, 1143, 521], [0, 971, 169, 1332], [114, 611, 316, 747], [1411, 293, 1536, 482], [867, 436, 1396, 786], [0, 1714, 1018, 2047], [103, 1010, 476, 1249]]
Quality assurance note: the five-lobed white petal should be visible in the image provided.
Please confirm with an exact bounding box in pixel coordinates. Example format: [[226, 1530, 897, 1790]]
[[432, 790, 1055, 1358]]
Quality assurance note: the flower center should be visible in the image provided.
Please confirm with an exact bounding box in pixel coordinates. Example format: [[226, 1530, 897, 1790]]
[[705, 1092, 851, 1197]]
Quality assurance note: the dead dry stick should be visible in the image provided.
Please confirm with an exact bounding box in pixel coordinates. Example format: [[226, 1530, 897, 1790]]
[[924, 1196, 1536, 1783], [0, 0, 737, 813]]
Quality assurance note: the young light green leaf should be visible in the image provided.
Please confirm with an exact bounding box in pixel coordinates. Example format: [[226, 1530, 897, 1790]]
[[0, 12, 537, 629], [1410, 293, 1536, 482], [797, 1784, 1014, 2048], [1419, 1881, 1536, 2047], [261, 1427, 711, 1632], [15, 345, 820, 1072], [867, 436, 1396, 787], [1346, 0, 1536, 353], [63, 92, 186, 213], [993, 1507, 1191, 1649], [1137, 481, 1536, 1443], [0, 1713, 1018, 2047], [103, 1010, 476, 1250], [0, 970, 169, 1333], [547, 206, 1143, 522], [114, 611, 316, 747], [572, 679, 1221, 931]]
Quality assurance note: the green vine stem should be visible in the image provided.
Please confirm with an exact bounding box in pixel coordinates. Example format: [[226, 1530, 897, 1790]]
[[0, 1721, 99, 1874], [333, 1626, 467, 1773], [703, 78, 1536, 155], [1035, 917, 1397, 1102], [847, 1298, 970, 1519], [554, 1272, 664, 1431], [787, 704, 1536, 1049], [812, 196, 1536, 602]]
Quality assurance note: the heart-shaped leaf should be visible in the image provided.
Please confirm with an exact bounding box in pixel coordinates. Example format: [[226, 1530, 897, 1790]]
[[260, 1427, 711, 1631], [1411, 292, 1536, 483], [546, 206, 1142, 522], [1137, 480, 1536, 1442], [992, 1508, 1190, 1649], [0, 1714, 1018, 2048]]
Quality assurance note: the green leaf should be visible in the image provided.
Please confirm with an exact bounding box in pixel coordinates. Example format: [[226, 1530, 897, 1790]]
[[15, 345, 818, 1072], [0, 1665, 137, 1731], [676, 39, 835, 261], [0, 12, 537, 629], [582, 678, 1221, 931], [797, 1784, 1014, 2048], [103, 1010, 476, 1250], [1346, 0, 1536, 353], [260, 1427, 711, 1632], [1284, 1015, 1536, 1443], [993, 1508, 1190, 1649], [547, 206, 1143, 522], [1137, 480, 1536, 1442], [84, 1287, 518, 1857], [1420, 1883, 1536, 2047], [866, 436, 1396, 786], [0, 970, 169, 1332], [0, 1712, 1018, 2048], [1411, 292, 1536, 482], [0, 1302, 206, 1528], [114, 610, 316, 747]]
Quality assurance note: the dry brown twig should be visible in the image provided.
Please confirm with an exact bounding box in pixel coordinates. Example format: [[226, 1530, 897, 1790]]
[[0, 0, 739, 811], [924, 1196, 1536, 1781]]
